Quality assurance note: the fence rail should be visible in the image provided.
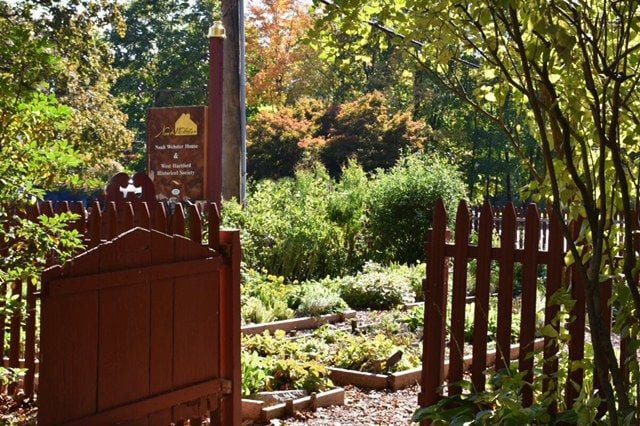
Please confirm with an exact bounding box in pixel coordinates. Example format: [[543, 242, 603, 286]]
[[420, 199, 623, 416], [2, 200, 223, 399]]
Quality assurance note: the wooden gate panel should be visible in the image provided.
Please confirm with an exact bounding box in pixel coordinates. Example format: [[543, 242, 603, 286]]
[[98, 282, 151, 411], [148, 230, 176, 424], [96, 229, 153, 412], [173, 272, 220, 387], [148, 277, 175, 425], [150, 278, 174, 393], [39, 291, 99, 424], [39, 243, 103, 423], [39, 227, 232, 425]]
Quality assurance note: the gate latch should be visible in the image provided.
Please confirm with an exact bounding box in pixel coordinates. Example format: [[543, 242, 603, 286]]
[[221, 379, 233, 394]]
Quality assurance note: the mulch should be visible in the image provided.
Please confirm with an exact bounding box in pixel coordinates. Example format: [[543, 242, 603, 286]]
[[269, 385, 420, 426]]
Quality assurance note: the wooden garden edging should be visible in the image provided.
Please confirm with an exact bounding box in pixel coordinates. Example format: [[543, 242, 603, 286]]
[[241, 310, 356, 335], [420, 199, 617, 414], [328, 338, 544, 391], [241, 388, 345, 423]]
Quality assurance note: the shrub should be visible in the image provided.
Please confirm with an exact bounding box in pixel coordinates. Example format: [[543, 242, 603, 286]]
[[367, 154, 467, 264], [247, 106, 322, 180], [360, 261, 425, 301], [320, 91, 431, 176], [246, 93, 438, 179], [224, 165, 368, 281], [325, 160, 370, 270], [339, 262, 415, 310]]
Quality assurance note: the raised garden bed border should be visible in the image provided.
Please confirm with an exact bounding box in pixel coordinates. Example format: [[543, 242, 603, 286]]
[[241, 310, 356, 335], [241, 387, 345, 423], [328, 338, 545, 391]]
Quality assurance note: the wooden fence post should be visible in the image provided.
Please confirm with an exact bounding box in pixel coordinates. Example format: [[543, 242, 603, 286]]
[[471, 201, 493, 392], [496, 202, 516, 372], [218, 230, 241, 426], [542, 206, 564, 413], [519, 203, 540, 406], [419, 199, 448, 409], [565, 218, 586, 408], [448, 200, 470, 395]]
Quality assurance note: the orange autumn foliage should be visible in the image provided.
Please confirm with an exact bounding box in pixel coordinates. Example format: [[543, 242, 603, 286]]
[[246, 0, 318, 107]]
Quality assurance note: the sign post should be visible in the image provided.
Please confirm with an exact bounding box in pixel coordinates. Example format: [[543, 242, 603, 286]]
[[146, 23, 225, 206], [208, 22, 225, 208]]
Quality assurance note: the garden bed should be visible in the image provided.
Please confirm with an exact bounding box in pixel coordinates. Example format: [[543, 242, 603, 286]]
[[241, 310, 356, 335]]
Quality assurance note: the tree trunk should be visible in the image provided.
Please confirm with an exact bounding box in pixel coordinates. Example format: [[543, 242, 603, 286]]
[[221, 0, 243, 201]]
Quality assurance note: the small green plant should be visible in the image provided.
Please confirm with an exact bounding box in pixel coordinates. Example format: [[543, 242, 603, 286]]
[[270, 358, 332, 393], [339, 263, 415, 310], [332, 332, 404, 372], [292, 281, 348, 317], [401, 306, 424, 332], [242, 331, 334, 394], [411, 366, 595, 425], [242, 351, 272, 396], [241, 269, 295, 324]]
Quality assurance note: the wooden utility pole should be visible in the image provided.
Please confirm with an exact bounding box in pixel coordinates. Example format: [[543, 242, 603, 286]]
[[221, 0, 245, 202]]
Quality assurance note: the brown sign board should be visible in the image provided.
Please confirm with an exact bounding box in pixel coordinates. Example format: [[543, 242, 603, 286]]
[[147, 106, 208, 201]]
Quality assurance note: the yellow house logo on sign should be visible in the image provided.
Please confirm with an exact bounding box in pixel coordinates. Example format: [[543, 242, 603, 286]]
[[154, 113, 198, 138], [175, 113, 197, 136]]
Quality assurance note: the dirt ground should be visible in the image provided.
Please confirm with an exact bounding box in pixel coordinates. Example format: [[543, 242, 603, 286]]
[[263, 385, 420, 426]]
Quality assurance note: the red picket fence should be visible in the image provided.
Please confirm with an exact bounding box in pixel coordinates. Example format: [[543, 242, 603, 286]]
[[469, 204, 550, 250], [419, 199, 620, 415], [2, 199, 240, 424]]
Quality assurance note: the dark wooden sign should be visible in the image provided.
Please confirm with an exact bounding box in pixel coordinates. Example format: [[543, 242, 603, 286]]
[[147, 106, 208, 201]]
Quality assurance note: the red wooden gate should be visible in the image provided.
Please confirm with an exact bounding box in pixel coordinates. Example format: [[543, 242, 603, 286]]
[[38, 226, 241, 425]]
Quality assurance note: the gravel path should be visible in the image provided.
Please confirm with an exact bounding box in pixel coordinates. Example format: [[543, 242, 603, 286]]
[[264, 385, 420, 426]]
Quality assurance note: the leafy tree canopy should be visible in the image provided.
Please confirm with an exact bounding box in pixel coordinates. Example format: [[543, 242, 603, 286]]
[[3, 0, 133, 181], [0, 7, 84, 309], [314, 0, 640, 420]]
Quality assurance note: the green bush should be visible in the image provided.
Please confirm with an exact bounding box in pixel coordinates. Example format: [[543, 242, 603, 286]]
[[325, 160, 370, 270], [367, 154, 467, 264], [227, 154, 466, 280], [339, 262, 415, 310], [224, 165, 369, 281]]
